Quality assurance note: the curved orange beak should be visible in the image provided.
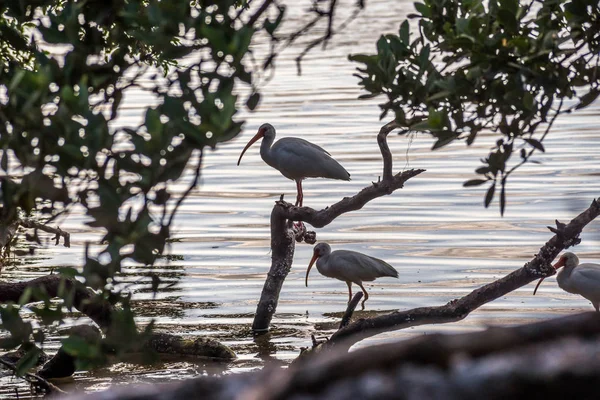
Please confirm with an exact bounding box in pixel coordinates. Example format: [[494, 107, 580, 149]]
[[305, 251, 319, 287], [237, 128, 264, 166], [533, 256, 566, 295]]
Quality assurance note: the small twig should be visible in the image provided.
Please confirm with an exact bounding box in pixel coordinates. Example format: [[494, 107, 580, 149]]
[[16, 219, 70, 248], [339, 292, 363, 329], [247, 0, 275, 27], [0, 358, 66, 395]]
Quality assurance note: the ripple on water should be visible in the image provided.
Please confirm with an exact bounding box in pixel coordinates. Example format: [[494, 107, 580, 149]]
[[3, 0, 600, 395]]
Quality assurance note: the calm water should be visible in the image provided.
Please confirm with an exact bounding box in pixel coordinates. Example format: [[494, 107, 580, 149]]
[[2, 0, 600, 396]]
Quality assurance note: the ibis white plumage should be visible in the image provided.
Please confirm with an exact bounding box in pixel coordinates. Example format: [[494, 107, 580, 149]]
[[533, 252, 600, 312], [237, 123, 350, 207], [305, 243, 399, 309]]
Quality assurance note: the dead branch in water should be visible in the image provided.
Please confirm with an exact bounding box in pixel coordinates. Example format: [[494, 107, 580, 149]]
[[16, 218, 71, 248], [252, 121, 424, 333], [0, 275, 235, 380], [63, 312, 600, 400], [320, 198, 600, 349]]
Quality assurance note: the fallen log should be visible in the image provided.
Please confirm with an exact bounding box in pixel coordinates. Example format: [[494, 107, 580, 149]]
[[60, 312, 600, 400], [0, 275, 236, 380]]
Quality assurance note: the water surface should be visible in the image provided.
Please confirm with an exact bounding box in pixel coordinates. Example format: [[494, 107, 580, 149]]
[[2, 0, 600, 396]]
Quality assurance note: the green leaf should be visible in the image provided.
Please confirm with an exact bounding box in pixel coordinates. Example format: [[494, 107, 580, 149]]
[[0, 148, 7, 172], [484, 183, 496, 208], [145, 108, 162, 137], [463, 179, 488, 187], [426, 90, 451, 101], [246, 92, 261, 111], [523, 92, 534, 110], [576, 89, 600, 110], [399, 21, 409, 45], [414, 2, 431, 18], [15, 347, 41, 377], [58, 267, 80, 278], [524, 138, 545, 152], [497, 9, 518, 32]]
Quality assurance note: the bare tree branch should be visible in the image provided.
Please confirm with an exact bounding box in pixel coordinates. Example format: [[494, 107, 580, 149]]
[[324, 198, 600, 348], [275, 169, 424, 228], [16, 218, 70, 247], [339, 292, 363, 329], [70, 312, 600, 400], [248, 0, 275, 27], [0, 358, 66, 395], [250, 312, 600, 400], [252, 118, 424, 332]]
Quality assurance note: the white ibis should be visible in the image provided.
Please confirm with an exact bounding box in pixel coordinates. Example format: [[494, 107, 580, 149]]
[[237, 123, 350, 207], [533, 252, 600, 312], [305, 242, 399, 309]]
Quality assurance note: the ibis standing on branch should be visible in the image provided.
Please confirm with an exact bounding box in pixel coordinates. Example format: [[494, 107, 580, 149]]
[[533, 252, 600, 312], [237, 123, 350, 207], [305, 242, 399, 309]]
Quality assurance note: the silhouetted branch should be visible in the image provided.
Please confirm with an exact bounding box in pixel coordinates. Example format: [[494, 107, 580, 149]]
[[339, 292, 363, 329], [252, 118, 424, 332], [71, 312, 600, 400], [275, 168, 424, 229], [247, 0, 275, 27], [0, 358, 66, 395], [324, 197, 600, 348], [251, 312, 600, 400], [16, 218, 71, 247]]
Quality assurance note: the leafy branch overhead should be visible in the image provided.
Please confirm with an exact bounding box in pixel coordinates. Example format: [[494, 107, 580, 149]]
[[0, 0, 289, 369], [350, 0, 600, 214]]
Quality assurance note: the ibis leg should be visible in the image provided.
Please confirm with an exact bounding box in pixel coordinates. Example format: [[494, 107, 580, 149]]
[[295, 179, 303, 207], [357, 282, 369, 310], [346, 281, 353, 303]]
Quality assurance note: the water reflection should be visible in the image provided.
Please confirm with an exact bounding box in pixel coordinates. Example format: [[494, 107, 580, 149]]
[[2, 0, 600, 396]]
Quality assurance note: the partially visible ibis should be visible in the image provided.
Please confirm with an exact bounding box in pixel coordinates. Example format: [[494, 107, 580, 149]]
[[533, 252, 600, 312], [305, 242, 399, 309], [237, 123, 350, 207]]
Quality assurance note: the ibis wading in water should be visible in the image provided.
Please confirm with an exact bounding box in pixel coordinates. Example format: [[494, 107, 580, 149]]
[[305, 242, 399, 309], [237, 123, 350, 207], [533, 252, 600, 312]]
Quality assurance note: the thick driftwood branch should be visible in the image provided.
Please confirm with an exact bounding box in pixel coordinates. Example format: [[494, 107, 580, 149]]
[[251, 118, 423, 333], [252, 169, 423, 332], [1, 276, 236, 379], [0, 275, 114, 328], [63, 312, 600, 400], [251, 312, 600, 400], [252, 206, 296, 332], [325, 197, 600, 347]]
